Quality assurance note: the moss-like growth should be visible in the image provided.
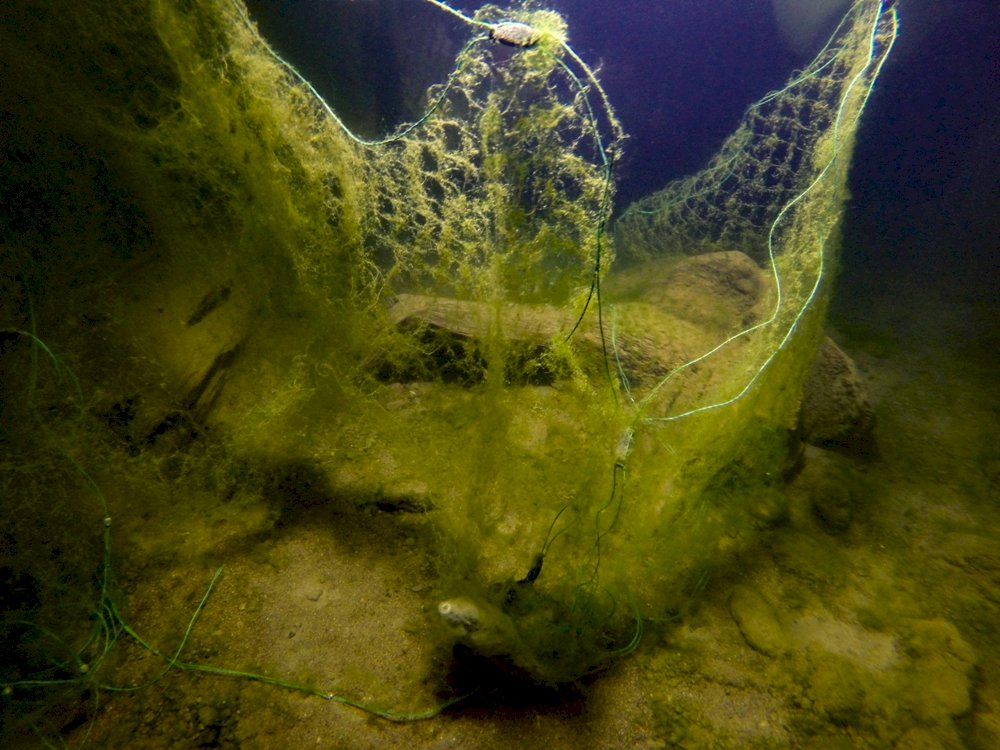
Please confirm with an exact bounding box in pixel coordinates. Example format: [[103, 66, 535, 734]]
[[1, 0, 898, 737]]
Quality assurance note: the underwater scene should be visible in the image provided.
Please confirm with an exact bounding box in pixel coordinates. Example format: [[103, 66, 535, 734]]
[[1, 0, 997, 747]]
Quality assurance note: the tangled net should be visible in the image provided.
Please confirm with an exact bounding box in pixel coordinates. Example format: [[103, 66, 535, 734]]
[[0, 0, 898, 740], [614, 0, 898, 424]]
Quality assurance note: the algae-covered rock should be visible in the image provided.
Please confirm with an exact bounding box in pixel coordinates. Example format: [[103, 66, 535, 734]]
[[808, 451, 861, 535], [610, 250, 770, 332], [787, 446, 867, 535], [894, 726, 966, 750], [806, 653, 867, 726], [899, 619, 976, 722], [800, 336, 875, 454], [728, 585, 790, 657], [811, 483, 853, 534]]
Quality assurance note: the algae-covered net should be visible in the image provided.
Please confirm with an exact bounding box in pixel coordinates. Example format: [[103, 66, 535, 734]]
[[0, 0, 896, 738], [613, 0, 898, 423]]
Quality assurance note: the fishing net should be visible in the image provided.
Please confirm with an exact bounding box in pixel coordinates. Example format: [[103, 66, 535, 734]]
[[0, 0, 897, 738]]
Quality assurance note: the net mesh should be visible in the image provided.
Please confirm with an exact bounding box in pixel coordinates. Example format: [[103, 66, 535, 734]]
[[615, 2, 896, 264], [611, 0, 898, 425], [361, 7, 618, 306], [0, 0, 897, 734]]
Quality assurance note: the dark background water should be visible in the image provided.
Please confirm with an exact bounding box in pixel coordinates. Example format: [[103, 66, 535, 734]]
[[244, 0, 998, 304]]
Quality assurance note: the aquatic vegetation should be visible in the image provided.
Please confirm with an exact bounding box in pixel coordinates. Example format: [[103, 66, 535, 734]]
[[0, 0, 900, 741]]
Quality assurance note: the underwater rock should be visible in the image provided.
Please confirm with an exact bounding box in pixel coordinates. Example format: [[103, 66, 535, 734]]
[[382, 250, 773, 390], [893, 727, 964, 750], [728, 585, 790, 657], [786, 446, 865, 535], [612, 250, 770, 331], [800, 336, 875, 454], [382, 291, 695, 388], [900, 619, 976, 723], [806, 652, 866, 727], [812, 484, 852, 534], [809, 456, 856, 534]]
